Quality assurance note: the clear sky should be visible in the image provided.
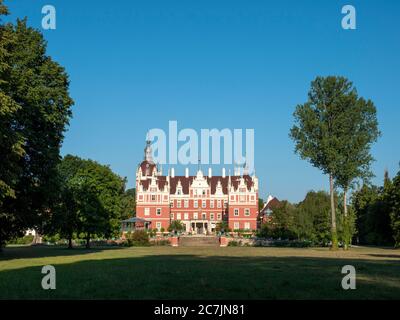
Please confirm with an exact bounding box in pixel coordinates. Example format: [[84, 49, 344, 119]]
[[6, 0, 400, 202]]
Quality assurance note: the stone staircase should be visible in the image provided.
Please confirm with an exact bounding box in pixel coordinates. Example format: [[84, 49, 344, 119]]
[[179, 236, 220, 247]]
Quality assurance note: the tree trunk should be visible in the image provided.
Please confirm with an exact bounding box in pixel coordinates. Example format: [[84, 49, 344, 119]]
[[68, 234, 73, 249], [85, 233, 90, 249], [330, 174, 338, 250], [343, 188, 349, 250]]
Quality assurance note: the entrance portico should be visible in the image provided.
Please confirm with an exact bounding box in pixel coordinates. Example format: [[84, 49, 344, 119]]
[[187, 220, 210, 234]]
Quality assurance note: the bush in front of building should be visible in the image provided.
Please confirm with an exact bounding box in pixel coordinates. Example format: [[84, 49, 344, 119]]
[[168, 220, 184, 234], [6, 235, 34, 245], [125, 230, 150, 246], [147, 229, 157, 238], [227, 240, 242, 246]]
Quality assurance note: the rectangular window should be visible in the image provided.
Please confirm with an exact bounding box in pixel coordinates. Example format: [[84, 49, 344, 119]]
[[170, 213, 174, 219], [234, 208, 239, 216], [217, 213, 222, 220], [240, 195, 245, 202], [184, 213, 189, 220], [184, 200, 189, 208], [202, 213, 207, 220], [244, 222, 250, 230], [224, 201, 228, 208], [144, 208, 150, 216], [244, 209, 250, 216], [193, 212, 198, 220], [217, 200, 222, 208], [210, 213, 214, 220], [156, 208, 161, 216], [177, 213, 181, 220], [170, 201, 174, 208], [177, 200, 181, 208], [234, 222, 240, 230], [202, 200, 206, 208], [210, 200, 214, 208], [156, 222, 161, 230], [151, 195, 156, 201], [194, 200, 198, 208]]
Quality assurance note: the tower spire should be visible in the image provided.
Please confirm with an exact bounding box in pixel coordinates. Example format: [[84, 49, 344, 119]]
[[144, 138, 153, 163]]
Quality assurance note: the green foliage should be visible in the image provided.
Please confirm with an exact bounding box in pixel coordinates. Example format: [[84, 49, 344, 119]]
[[125, 230, 150, 247], [45, 155, 126, 248], [216, 221, 230, 233], [386, 169, 400, 247], [0, 3, 74, 248], [258, 191, 338, 246], [266, 201, 298, 240], [258, 198, 264, 212], [121, 188, 136, 220], [352, 177, 394, 246], [6, 235, 34, 245], [290, 76, 379, 250], [168, 220, 184, 233], [228, 240, 241, 246], [297, 191, 332, 245]]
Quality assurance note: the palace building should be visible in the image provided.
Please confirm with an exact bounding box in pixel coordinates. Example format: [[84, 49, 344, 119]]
[[136, 141, 259, 234]]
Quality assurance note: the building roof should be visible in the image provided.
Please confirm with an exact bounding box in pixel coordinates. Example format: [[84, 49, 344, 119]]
[[260, 197, 281, 214], [138, 174, 255, 195], [139, 160, 156, 176]]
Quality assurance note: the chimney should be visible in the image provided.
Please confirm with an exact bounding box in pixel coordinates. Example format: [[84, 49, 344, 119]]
[[208, 168, 212, 178], [185, 167, 189, 178], [171, 167, 175, 178], [222, 167, 226, 178]]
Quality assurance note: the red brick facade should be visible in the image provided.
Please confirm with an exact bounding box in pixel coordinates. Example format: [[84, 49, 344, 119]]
[[136, 142, 259, 233]]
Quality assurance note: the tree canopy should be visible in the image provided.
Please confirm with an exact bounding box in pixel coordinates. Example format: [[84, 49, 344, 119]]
[[0, 2, 74, 248]]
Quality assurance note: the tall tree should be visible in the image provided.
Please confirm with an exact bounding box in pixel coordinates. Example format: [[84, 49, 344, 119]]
[[332, 81, 379, 249], [69, 158, 126, 248], [45, 155, 87, 248], [0, 2, 74, 247], [0, 2, 25, 248], [290, 76, 355, 249]]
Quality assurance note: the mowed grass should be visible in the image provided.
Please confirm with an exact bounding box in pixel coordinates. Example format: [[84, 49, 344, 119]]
[[0, 245, 399, 299]]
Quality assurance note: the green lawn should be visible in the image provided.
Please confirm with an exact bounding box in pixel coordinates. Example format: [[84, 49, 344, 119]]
[[0, 245, 399, 299]]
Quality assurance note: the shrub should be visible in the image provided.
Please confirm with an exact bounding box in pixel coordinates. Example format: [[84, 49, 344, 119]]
[[126, 230, 150, 247], [228, 240, 241, 246], [168, 220, 184, 233], [7, 235, 34, 245]]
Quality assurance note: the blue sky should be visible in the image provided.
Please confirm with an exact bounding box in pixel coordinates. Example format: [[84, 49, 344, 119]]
[[6, 0, 400, 202]]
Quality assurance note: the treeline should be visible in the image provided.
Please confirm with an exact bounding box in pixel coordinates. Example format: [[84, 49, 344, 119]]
[[259, 191, 342, 246], [46, 155, 136, 248], [260, 170, 400, 247], [353, 170, 400, 246]]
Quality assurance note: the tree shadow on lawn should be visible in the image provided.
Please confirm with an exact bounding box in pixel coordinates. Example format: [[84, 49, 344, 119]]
[[0, 245, 123, 261], [0, 253, 399, 300]]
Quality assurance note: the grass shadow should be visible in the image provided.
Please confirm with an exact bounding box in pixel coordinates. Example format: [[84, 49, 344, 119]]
[[1, 248, 400, 299]]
